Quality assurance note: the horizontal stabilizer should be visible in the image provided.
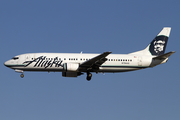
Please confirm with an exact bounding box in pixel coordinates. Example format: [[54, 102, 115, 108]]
[[153, 51, 175, 60]]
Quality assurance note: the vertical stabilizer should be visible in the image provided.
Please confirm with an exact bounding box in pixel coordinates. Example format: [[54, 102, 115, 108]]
[[129, 27, 171, 56], [149, 27, 171, 56]]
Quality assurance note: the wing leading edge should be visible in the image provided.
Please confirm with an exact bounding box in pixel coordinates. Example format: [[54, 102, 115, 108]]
[[79, 52, 112, 71]]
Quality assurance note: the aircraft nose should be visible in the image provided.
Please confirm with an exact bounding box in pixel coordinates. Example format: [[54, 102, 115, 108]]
[[4, 60, 11, 67]]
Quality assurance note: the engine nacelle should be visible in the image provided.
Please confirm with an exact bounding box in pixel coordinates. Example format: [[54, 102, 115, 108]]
[[62, 72, 78, 77], [63, 63, 79, 71]]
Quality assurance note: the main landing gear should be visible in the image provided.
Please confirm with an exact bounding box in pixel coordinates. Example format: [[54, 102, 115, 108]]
[[86, 72, 92, 81]]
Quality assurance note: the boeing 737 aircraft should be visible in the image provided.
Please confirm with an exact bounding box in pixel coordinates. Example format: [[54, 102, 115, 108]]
[[4, 27, 175, 81]]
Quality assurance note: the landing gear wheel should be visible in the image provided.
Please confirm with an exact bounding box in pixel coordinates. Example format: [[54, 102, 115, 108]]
[[20, 74, 24, 78], [86, 72, 92, 81]]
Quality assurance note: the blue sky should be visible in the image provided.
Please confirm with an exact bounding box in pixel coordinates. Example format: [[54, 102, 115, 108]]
[[0, 0, 180, 120]]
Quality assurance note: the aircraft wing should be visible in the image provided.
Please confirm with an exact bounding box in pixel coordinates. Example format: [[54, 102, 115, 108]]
[[153, 51, 175, 60], [79, 52, 112, 71]]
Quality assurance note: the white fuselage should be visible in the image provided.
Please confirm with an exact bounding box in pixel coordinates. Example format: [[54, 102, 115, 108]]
[[4, 27, 174, 80], [4, 53, 154, 73]]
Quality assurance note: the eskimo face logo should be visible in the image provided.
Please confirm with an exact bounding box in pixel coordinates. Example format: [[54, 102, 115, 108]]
[[154, 40, 165, 53]]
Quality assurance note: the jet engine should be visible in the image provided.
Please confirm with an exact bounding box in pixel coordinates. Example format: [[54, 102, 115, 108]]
[[63, 63, 79, 71], [62, 71, 81, 77]]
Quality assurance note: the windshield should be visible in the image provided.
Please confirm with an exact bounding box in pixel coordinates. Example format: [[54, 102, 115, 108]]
[[12, 57, 19, 60]]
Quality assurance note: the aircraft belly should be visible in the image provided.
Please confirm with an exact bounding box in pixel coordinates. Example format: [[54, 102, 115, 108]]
[[14, 66, 64, 72], [99, 66, 143, 72]]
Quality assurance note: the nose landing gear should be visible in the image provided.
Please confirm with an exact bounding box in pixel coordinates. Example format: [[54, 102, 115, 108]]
[[86, 72, 92, 81], [20, 73, 24, 78], [15, 69, 24, 78]]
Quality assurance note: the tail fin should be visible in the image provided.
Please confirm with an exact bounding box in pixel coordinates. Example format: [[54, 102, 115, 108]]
[[129, 27, 171, 56], [149, 27, 171, 56]]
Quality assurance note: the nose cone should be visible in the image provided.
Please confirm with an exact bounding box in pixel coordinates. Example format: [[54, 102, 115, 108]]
[[4, 60, 11, 67]]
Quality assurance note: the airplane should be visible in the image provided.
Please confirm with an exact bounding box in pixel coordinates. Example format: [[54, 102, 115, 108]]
[[4, 27, 175, 81]]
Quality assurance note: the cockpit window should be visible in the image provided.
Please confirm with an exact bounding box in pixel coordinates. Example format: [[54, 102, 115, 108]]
[[12, 57, 19, 60]]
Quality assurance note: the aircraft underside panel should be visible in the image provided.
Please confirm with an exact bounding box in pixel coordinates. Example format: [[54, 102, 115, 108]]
[[13, 65, 147, 73], [98, 66, 146, 72]]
